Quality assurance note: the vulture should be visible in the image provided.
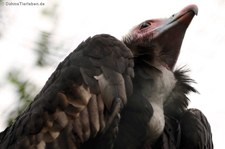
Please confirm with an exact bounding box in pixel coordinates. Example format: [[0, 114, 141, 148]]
[[0, 4, 213, 149]]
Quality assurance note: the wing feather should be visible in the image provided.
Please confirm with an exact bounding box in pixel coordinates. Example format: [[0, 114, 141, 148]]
[[180, 108, 213, 149], [0, 34, 133, 149]]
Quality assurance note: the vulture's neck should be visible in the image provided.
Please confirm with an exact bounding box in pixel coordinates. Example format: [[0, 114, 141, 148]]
[[164, 68, 198, 119], [134, 61, 177, 144]]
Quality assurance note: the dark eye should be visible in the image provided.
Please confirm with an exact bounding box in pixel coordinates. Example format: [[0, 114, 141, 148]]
[[140, 22, 151, 30]]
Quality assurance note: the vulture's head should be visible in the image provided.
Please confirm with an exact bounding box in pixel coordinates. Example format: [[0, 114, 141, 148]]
[[123, 4, 198, 70]]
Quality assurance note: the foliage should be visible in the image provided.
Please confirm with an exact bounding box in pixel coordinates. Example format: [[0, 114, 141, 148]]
[[35, 31, 52, 66], [6, 70, 38, 125], [2, 1, 61, 125]]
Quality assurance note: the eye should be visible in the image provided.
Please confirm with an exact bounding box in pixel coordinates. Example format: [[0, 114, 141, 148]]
[[140, 22, 151, 30]]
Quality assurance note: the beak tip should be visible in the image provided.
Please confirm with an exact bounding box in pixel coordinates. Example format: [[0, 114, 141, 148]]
[[182, 4, 198, 16], [188, 4, 199, 15]]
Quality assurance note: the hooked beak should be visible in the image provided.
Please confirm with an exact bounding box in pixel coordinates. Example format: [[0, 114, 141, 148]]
[[153, 4, 198, 70]]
